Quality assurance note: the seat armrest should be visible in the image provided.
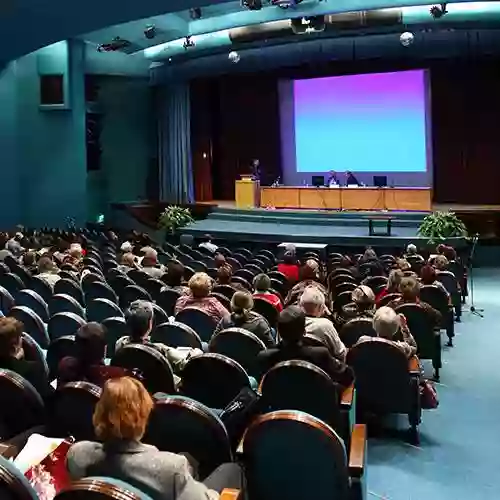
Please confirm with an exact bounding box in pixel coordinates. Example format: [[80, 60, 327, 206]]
[[0, 443, 17, 459], [221, 489, 240, 500], [348, 424, 366, 478], [340, 384, 355, 409], [408, 356, 420, 376]]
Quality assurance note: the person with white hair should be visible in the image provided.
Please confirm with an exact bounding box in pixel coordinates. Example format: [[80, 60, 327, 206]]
[[300, 286, 346, 361], [404, 243, 424, 262], [356, 306, 417, 358], [141, 247, 164, 279], [337, 285, 376, 326]]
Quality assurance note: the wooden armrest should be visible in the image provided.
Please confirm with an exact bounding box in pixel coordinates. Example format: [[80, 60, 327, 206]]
[[340, 384, 354, 408], [348, 424, 366, 478], [0, 443, 17, 459], [408, 356, 420, 374], [221, 489, 240, 500]]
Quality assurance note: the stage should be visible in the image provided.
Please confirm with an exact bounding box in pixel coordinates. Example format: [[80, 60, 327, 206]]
[[182, 205, 467, 249]]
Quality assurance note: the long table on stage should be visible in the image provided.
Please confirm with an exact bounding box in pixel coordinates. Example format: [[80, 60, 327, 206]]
[[260, 186, 432, 211]]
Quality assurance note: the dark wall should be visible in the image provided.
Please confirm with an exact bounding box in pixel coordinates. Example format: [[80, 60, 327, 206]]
[[191, 59, 500, 205]]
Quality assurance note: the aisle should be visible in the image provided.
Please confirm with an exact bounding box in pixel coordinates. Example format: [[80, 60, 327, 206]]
[[366, 269, 500, 500]]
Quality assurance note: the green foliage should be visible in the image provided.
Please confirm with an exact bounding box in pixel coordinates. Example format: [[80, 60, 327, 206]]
[[158, 205, 194, 234], [418, 211, 467, 243]]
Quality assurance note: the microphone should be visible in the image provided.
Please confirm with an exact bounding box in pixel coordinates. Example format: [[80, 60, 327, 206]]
[[272, 176, 281, 187]]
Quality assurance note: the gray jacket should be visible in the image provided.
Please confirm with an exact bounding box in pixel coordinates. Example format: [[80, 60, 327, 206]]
[[67, 440, 219, 500]]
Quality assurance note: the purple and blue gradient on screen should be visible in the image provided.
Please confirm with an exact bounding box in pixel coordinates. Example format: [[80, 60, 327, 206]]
[[294, 70, 427, 173]]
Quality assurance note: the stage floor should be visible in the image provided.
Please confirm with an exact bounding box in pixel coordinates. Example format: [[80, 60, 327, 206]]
[[184, 206, 467, 248]]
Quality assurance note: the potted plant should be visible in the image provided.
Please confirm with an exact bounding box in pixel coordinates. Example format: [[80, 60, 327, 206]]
[[158, 205, 194, 235], [418, 211, 468, 243]]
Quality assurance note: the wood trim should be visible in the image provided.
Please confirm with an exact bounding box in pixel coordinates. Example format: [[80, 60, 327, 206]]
[[340, 384, 354, 408], [348, 424, 366, 478], [221, 488, 240, 500]]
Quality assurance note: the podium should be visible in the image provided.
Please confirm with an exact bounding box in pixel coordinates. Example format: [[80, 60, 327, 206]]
[[235, 176, 260, 209]]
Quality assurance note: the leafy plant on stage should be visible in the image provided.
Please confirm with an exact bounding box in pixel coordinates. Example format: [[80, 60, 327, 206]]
[[418, 211, 468, 243], [158, 206, 194, 234]]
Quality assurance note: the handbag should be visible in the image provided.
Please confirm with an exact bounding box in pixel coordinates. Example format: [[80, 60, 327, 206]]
[[420, 379, 439, 409]]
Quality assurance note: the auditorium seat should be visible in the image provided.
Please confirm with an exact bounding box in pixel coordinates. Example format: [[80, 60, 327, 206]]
[[48, 312, 86, 342], [10, 306, 49, 349], [54, 279, 85, 307], [176, 308, 218, 343], [252, 297, 279, 327], [0, 454, 38, 499], [0, 285, 15, 314], [86, 298, 123, 323], [55, 477, 155, 500], [157, 288, 182, 316], [17, 290, 49, 323], [340, 318, 377, 348], [152, 321, 203, 349], [46, 335, 76, 380]]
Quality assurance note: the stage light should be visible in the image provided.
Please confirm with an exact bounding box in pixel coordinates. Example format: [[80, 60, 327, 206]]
[[241, 0, 262, 10], [430, 3, 448, 19], [228, 51, 241, 63], [183, 36, 195, 49], [144, 25, 156, 39], [189, 7, 202, 20], [400, 31, 415, 47]]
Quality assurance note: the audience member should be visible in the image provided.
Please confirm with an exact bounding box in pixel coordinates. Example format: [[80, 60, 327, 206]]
[[360, 247, 377, 263], [6, 232, 25, 258], [442, 245, 457, 263], [355, 306, 417, 358], [117, 301, 198, 377], [340, 285, 376, 324], [214, 291, 274, 347], [257, 306, 353, 387], [214, 253, 228, 269], [300, 286, 346, 361], [120, 241, 134, 253], [199, 234, 218, 254], [141, 248, 164, 279], [58, 322, 126, 386], [277, 251, 300, 284], [434, 254, 449, 271], [175, 273, 230, 323], [339, 255, 359, 279], [217, 265, 233, 286], [67, 377, 243, 500], [37, 255, 60, 288], [285, 259, 327, 305], [0, 317, 51, 397], [118, 253, 139, 274], [405, 243, 424, 261], [21, 251, 37, 275], [252, 274, 282, 312], [162, 261, 189, 295], [396, 258, 412, 272], [420, 264, 450, 296], [376, 269, 404, 304]]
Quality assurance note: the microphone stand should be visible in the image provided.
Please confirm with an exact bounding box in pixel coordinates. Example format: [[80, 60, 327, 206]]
[[465, 233, 484, 317]]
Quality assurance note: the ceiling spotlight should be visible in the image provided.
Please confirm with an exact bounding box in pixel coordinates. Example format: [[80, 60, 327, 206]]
[[400, 31, 415, 47], [144, 24, 156, 39], [228, 51, 240, 63], [189, 7, 202, 20], [241, 0, 262, 10], [430, 3, 448, 19], [183, 36, 195, 49]]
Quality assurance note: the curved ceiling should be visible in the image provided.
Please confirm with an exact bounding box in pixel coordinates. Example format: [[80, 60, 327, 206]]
[[0, 0, 490, 63]]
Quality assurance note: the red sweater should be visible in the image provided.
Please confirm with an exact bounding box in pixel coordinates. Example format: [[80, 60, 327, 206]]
[[278, 263, 300, 283], [253, 292, 283, 312]]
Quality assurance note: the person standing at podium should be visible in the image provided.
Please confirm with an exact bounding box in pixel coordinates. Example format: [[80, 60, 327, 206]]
[[251, 158, 261, 181]]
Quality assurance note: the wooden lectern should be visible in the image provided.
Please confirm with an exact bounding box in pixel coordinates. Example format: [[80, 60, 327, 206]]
[[235, 175, 260, 209]]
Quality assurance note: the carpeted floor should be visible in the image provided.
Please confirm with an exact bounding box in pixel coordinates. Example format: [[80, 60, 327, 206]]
[[366, 269, 500, 499]]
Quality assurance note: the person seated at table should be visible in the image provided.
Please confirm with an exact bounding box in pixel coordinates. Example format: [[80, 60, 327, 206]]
[[0, 317, 51, 398], [117, 301, 200, 376], [345, 170, 360, 185], [162, 260, 190, 296], [214, 291, 275, 347], [300, 286, 346, 361], [252, 273, 283, 312], [388, 277, 442, 328], [257, 306, 353, 387], [376, 269, 404, 304], [58, 322, 127, 386], [285, 259, 327, 306], [355, 306, 417, 359], [277, 250, 300, 284], [337, 285, 376, 327], [420, 264, 450, 297], [175, 273, 230, 323], [67, 376, 244, 500], [327, 170, 339, 186]]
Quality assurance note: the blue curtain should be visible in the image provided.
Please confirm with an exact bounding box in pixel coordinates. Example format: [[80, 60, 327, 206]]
[[158, 83, 194, 203]]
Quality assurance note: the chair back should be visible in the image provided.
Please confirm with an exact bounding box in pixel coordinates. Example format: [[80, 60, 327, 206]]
[[128, 269, 151, 289], [17, 290, 49, 323], [395, 303, 437, 360], [48, 312, 86, 341], [340, 318, 376, 348], [181, 353, 250, 409], [362, 275, 388, 292], [212, 285, 236, 300], [46, 335, 76, 380], [157, 288, 182, 317], [101, 317, 128, 357], [151, 303, 169, 329], [0, 369, 45, 439], [209, 328, 266, 377], [420, 285, 449, 317], [0, 285, 14, 314], [334, 282, 357, 297], [55, 477, 154, 499], [111, 344, 176, 395], [85, 281, 118, 305], [260, 361, 342, 431], [152, 322, 202, 349], [252, 297, 279, 327], [211, 292, 231, 311], [87, 298, 123, 323], [49, 294, 86, 318], [108, 274, 135, 297], [120, 285, 152, 310], [436, 270, 460, 296], [0, 273, 24, 299], [10, 306, 50, 349], [144, 279, 164, 303], [378, 292, 401, 307], [0, 455, 38, 499], [145, 395, 232, 479], [347, 341, 413, 413], [49, 382, 101, 441], [54, 279, 84, 306], [234, 268, 254, 283], [243, 411, 350, 500], [231, 276, 251, 290], [175, 308, 217, 343], [22, 333, 49, 379], [333, 291, 353, 312], [30, 276, 53, 304]]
